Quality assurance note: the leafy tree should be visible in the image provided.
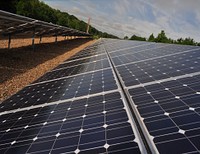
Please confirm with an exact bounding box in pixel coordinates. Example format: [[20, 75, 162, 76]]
[[57, 12, 69, 26], [16, 0, 32, 17], [16, 0, 58, 23], [155, 30, 169, 43], [124, 36, 129, 40], [182, 37, 195, 45], [130, 30, 199, 46], [130, 35, 146, 41], [176, 38, 183, 44], [148, 33, 155, 42], [168, 38, 174, 44], [1, 0, 118, 38], [175, 37, 196, 46]]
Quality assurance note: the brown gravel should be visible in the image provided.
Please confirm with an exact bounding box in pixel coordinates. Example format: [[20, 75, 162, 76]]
[[0, 38, 96, 102], [0, 36, 79, 49]]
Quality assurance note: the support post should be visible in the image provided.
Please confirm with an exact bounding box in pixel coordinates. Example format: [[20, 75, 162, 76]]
[[86, 17, 91, 34], [32, 28, 35, 51], [55, 35, 57, 43], [39, 36, 42, 44], [8, 34, 11, 49]]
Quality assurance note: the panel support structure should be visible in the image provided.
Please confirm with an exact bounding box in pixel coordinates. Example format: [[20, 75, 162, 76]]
[[55, 35, 57, 43], [8, 34, 11, 49], [39, 36, 42, 44], [104, 45, 156, 154], [32, 28, 35, 51]]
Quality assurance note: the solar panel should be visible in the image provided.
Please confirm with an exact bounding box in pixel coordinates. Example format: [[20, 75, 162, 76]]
[[0, 10, 90, 39], [0, 41, 106, 111], [0, 39, 147, 154], [0, 92, 143, 154], [103, 39, 200, 154], [1, 38, 200, 153]]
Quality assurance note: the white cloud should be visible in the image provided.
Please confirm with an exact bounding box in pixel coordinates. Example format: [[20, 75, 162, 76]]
[[113, 0, 130, 16], [41, 0, 200, 42]]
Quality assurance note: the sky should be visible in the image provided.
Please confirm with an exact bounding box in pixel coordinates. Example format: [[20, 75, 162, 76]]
[[41, 0, 200, 42]]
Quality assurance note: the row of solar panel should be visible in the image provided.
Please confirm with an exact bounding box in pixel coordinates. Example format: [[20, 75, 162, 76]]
[[2, 38, 200, 154], [0, 92, 141, 154], [103, 39, 200, 154], [0, 39, 143, 154], [0, 10, 90, 39], [0, 41, 116, 111]]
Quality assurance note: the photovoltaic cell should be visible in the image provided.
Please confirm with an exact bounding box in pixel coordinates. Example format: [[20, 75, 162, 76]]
[[34, 59, 110, 83], [0, 66, 118, 112], [0, 92, 141, 154], [2, 38, 200, 154], [54, 54, 107, 70], [103, 39, 200, 154], [115, 49, 200, 87], [0, 40, 143, 154]]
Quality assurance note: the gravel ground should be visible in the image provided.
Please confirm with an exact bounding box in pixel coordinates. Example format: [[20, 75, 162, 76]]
[[0, 36, 76, 49], [0, 38, 95, 102]]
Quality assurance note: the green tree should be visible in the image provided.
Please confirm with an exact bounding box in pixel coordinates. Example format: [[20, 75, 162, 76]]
[[175, 37, 196, 45], [156, 30, 169, 43], [176, 38, 183, 44], [124, 36, 129, 40], [168, 38, 174, 43], [182, 37, 196, 45], [57, 12, 69, 26], [16, 0, 32, 17], [2, 0, 118, 38], [148, 33, 155, 42], [130, 35, 146, 41]]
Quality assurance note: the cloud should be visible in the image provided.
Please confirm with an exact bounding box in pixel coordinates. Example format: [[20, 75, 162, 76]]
[[132, 0, 200, 41], [113, 0, 130, 16], [41, 0, 200, 42]]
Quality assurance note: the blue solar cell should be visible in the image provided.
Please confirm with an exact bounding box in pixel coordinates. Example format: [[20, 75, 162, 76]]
[[0, 90, 141, 153], [2, 39, 200, 153], [156, 138, 196, 154], [103, 39, 200, 153]]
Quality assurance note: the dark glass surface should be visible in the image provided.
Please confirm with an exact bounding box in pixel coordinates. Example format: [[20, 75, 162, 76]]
[[2, 39, 200, 154], [0, 92, 141, 153], [0, 69, 117, 112], [108, 39, 200, 154]]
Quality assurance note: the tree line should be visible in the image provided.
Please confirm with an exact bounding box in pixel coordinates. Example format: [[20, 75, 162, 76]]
[[124, 30, 200, 46], [0, 0, 118, 39]]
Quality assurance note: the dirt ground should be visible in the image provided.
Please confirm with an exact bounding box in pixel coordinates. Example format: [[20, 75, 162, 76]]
[[0, 37, 96, 102], [0, 36, 81, 49]]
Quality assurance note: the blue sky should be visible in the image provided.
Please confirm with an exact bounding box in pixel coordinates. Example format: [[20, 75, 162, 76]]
[[41, 0, 200, 41]]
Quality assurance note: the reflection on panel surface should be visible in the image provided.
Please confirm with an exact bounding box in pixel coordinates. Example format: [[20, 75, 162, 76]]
[[104, 39, 200, 154], [0, 40, 142, 154], [2, 38, 200, 154], [0, 92, 141, 154]]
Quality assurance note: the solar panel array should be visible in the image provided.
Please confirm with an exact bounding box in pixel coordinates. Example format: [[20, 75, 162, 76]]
[[0, 10, 90, 39], [1, 38, 200, 154], [104, 39, 200, 154], [0, 40, 144, 154]]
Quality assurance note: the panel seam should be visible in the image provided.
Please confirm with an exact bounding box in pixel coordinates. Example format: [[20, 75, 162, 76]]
[[103, 40, 154, 154]]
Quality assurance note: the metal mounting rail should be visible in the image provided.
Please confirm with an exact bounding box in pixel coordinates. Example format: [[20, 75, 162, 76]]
[[103, 42, 158, 154]]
